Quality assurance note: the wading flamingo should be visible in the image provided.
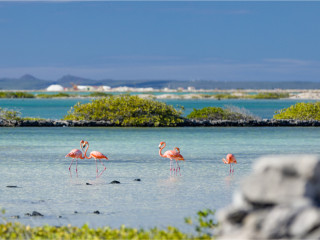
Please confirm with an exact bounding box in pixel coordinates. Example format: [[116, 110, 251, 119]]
[[65, 140, 85, 177], [83, 141, 109, 178], [158, 142, 184, 176], [222, 153, 237, 173]]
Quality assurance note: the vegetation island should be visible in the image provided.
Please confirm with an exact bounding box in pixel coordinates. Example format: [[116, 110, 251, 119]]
[[1, 95, 320, 126]]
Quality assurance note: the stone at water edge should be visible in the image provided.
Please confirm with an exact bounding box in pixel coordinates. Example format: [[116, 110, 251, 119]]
[[134, 179, 141, 181], [110, 180, 120, 184], [241, 155, 320, 206], [217, 155, 320, 240], [93, 210, 100, 214], [31, 211, 44, 217], [288, 207, 320, 238], [25, 211, 44, 217]]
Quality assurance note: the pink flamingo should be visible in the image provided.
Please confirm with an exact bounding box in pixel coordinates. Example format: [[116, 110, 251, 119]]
[[65, 140, 85, 177], [83, 141, 109, 178], [159, 141, 184, 176], [222, 153, 237, 173]]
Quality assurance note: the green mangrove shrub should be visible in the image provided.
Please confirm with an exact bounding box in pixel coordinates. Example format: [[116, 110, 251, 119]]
[[63, 95, 184, 126], [36, 93, 72, 98], [0, 108, 45, 121], [249, 92, 289, 99], [273, 102, 320, 120], [0, 92, 34, 98], [185, 209, 218, 238], [88, 92, 112, 97], [214, 93, 239, 100], [0, 108, 21, 121], [187, 106, 256, 121]]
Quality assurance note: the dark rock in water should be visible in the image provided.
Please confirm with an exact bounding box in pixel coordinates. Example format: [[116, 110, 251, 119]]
[[6, 185, 18, 188], [110, 180, 120, 184], [134, 179, 141, 182], [86, 182, 92, 185], [74, 211, 78, 214], [25, 213, 31, 216], [93, 210, 100, 214], [58, 216, 62, 218], [31, 200, 45, 204], [31, 211, 44, 217], [11, 215, 20, 219]]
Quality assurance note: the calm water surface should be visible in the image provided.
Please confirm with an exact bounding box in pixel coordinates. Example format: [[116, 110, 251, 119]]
[[1, 127, 319, 231]]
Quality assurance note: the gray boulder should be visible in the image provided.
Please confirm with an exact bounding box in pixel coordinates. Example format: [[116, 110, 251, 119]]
[[218, 155, 320, 239]]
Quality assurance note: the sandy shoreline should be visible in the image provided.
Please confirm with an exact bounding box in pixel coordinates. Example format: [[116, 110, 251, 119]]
[[1, 89, 320, 99]]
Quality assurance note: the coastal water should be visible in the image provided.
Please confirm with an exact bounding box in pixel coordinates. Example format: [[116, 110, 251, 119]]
[[0, 98, 319, 232], [1, 127, 320, 232]]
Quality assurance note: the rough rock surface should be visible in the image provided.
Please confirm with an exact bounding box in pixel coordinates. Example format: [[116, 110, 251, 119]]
[[1, 119, 320, 127], [217, 155, 320, 239]]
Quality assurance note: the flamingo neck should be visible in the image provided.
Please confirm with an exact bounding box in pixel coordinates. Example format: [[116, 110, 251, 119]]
[[159, 143, 166, 157], [84, 144, 92, 159], [79, 142, 85, 159]]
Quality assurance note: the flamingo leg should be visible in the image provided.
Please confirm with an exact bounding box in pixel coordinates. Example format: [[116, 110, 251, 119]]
[[97, 158, 107, 178], [69, 158, 75, 177], [76, 159, 78, 177], [230, 164, 232, 174], [95, 158, 99, 177], [169, 159, 172, 176], [176, 161, 181, 176], [171, 159, 175, 174]]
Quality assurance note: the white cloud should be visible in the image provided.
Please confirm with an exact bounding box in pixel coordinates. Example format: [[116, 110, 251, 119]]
[[263, 58, 311, 66]]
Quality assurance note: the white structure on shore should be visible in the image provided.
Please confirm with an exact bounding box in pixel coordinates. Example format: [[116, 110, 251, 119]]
[[46, 84, 64, 91], [102, 86, 111, 91], [111, 86, 155, 92], [77, 85, 97, 91]]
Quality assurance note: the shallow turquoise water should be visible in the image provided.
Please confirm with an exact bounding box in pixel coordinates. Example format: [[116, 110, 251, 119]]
[[1, 127, 319, 231]]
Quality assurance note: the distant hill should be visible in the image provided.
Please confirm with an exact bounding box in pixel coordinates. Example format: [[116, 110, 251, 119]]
[[0, 74, 49, 90], [1, 74, 320, 90]]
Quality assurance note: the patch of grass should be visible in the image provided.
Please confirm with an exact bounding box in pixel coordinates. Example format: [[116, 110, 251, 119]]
[[63, 95, 184, 127], [273, 102, 320, 120]]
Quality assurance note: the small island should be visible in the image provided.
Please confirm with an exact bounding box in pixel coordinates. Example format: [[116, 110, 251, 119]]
[[1, 95, 320, 127]]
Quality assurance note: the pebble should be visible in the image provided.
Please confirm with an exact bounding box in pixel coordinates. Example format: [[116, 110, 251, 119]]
[[110, 180, 120, 184]]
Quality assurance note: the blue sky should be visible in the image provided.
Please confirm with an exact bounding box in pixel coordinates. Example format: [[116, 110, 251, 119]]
[[0, 1, 320, 81]]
